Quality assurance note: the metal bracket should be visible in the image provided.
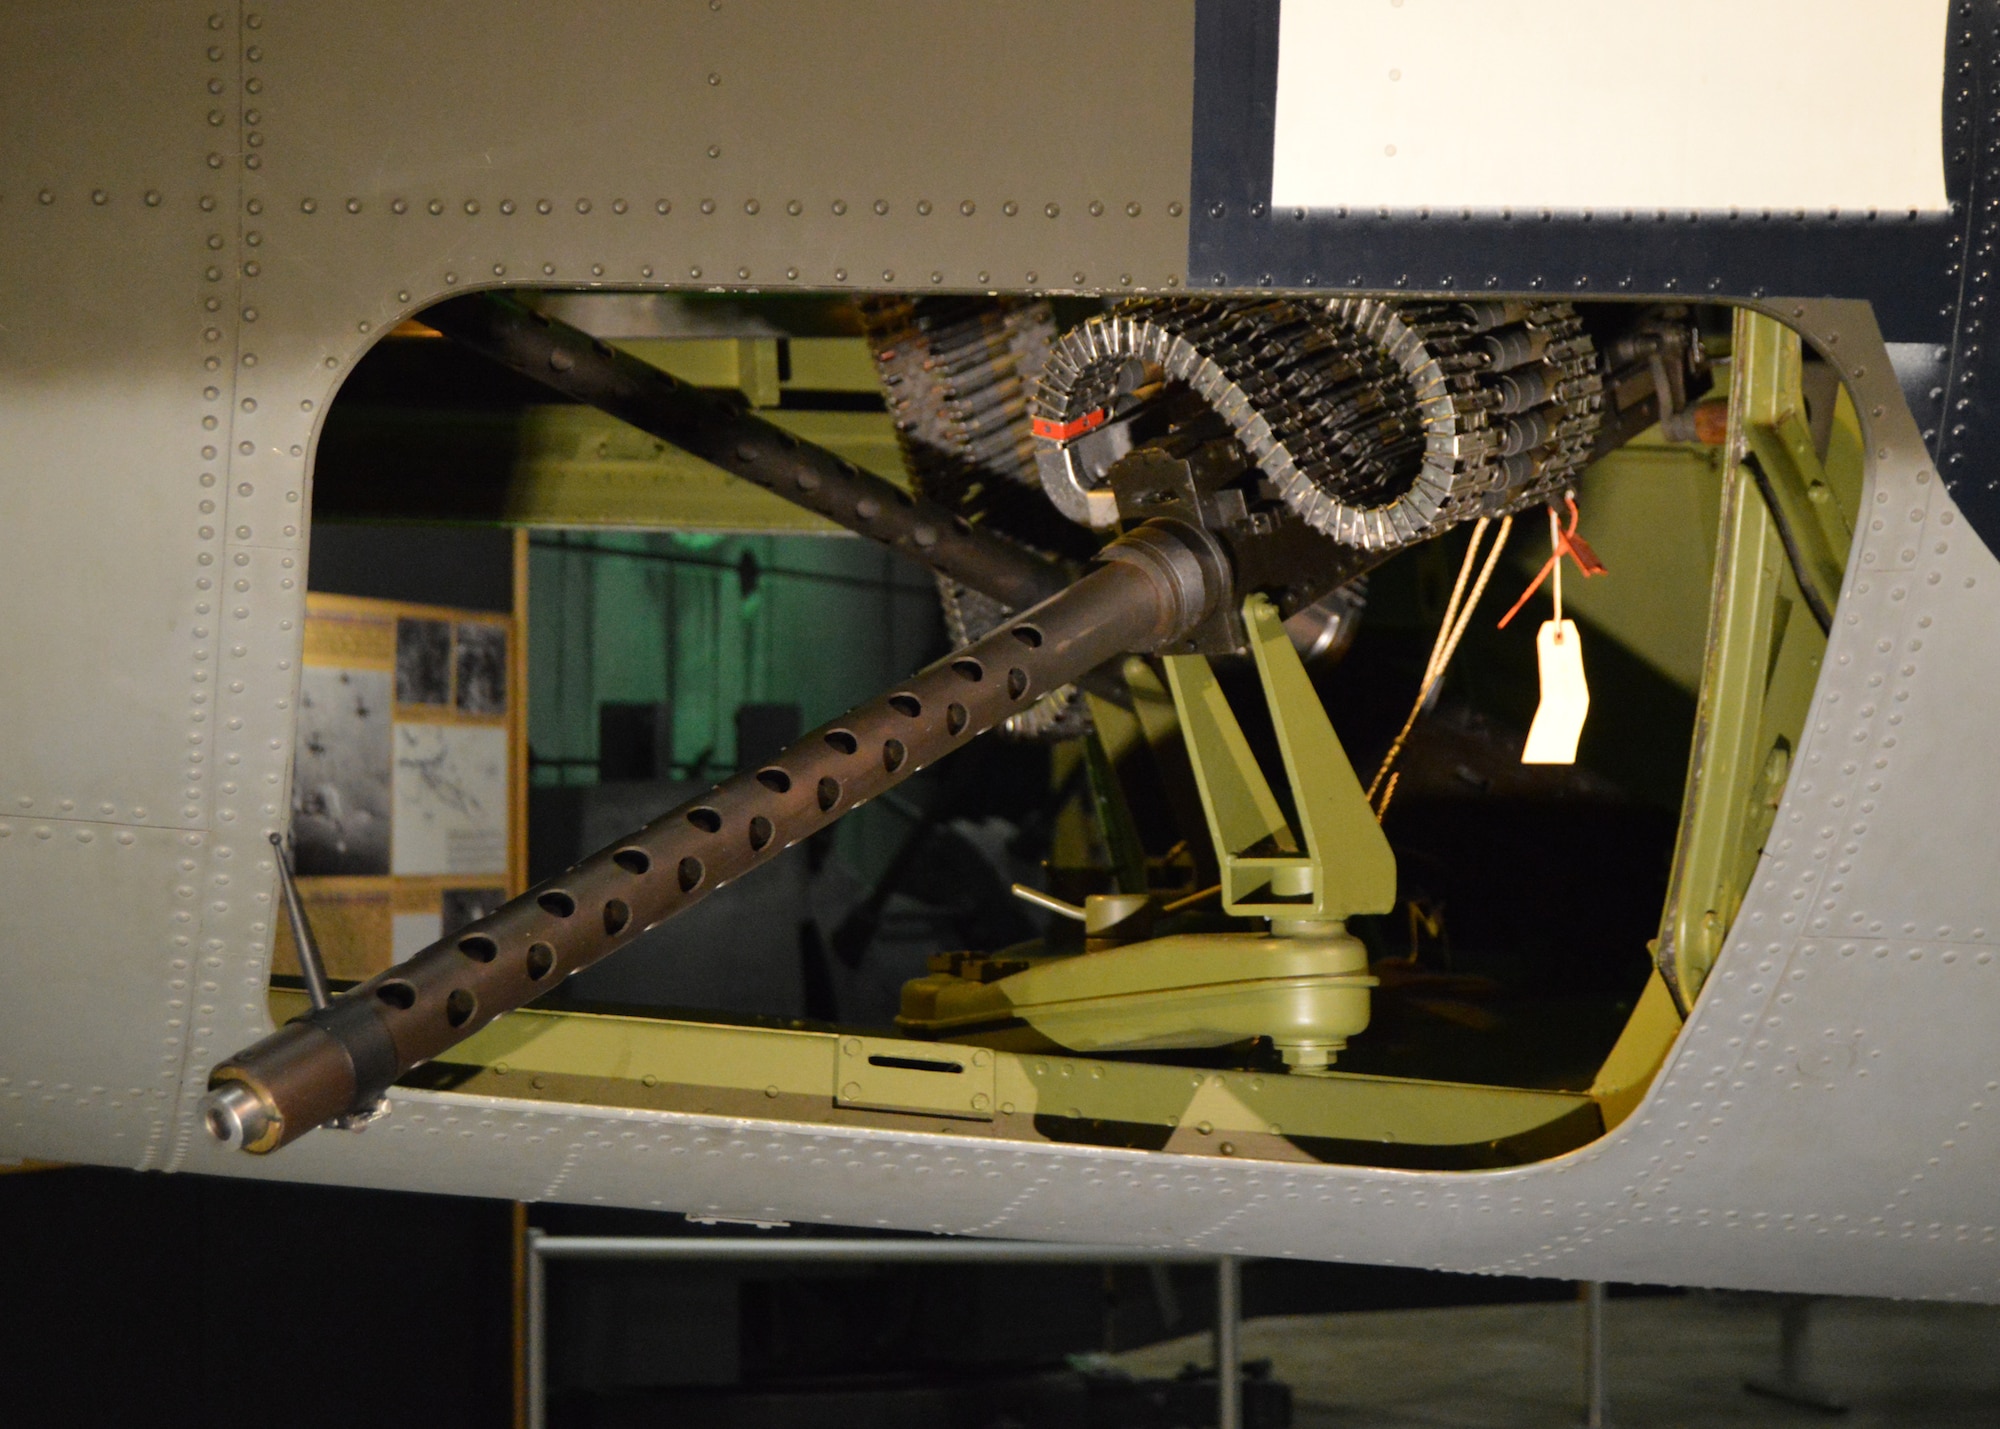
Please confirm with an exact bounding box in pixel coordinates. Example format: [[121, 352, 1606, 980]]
[[1161, 594, 1395, 922], [834, 1035, 996, 1120]]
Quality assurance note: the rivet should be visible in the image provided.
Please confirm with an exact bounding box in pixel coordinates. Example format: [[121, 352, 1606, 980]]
[[391, 198, 407, 214], [500, 199, 516, 214], [345, 198, 361, 214], [930, 271, 942, 283], [831, 199, 847, 215], [493, 263, 505, 276], [144, 191, 161, 206], [426, 198, 443, 214], [785, 267, 798, 280], [37, 189, 53, 205], [543, 263, 556, 275], [916, 199, 932, 215], [707, 71, 721, 85], [1168, 202, 1184, 217], [873, 199, 888, 215], [576, 198, 591, 213], [655, 199, 671, 214], [91, 189, 107, 205], [833, 268, 847, 281], [1088, 200, 1104, 216], [1003, 200, 1018, 216], [641, 265, 654, 278], [689, 266, 702, 279], [785, 199, 801, 215], [1126, 202, 1140, 216], [744, 198, 759, 214], [700, 198, 715, 213], [612, 198, 628, 213], [1044, 202, 1059, 217], [706, 145, 721, 158], [536, 198, 551, 214], [301, 198, 316, 213], [882, 269, 894, 281]]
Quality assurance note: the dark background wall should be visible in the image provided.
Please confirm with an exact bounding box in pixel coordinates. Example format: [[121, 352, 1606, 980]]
[[0, 1166, 517, 1429]]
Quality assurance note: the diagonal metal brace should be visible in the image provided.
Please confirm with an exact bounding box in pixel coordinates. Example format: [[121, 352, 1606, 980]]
[[1163, 594, 1395, 922], [422, 292, 1071, 615]]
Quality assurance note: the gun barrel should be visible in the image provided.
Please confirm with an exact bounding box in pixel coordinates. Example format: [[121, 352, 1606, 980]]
[[205, 524, 1219, 1153]]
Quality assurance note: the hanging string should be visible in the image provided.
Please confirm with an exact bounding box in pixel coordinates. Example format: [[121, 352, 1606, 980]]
[[1496, 493, 1604, 631], [1366, 514, 1514, 807], [1549, 505, 1564, 634], [1374, 770, 1401, 824]]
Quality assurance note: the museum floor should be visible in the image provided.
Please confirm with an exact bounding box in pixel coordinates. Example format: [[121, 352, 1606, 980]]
[[1109, 1293, 2000, 1428]]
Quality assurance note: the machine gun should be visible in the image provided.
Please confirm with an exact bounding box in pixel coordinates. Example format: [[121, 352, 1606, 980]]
[[206, 289, 1705, 1154]]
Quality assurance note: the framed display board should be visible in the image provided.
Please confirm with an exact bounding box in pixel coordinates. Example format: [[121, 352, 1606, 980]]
[[276, 585, 527, 982]]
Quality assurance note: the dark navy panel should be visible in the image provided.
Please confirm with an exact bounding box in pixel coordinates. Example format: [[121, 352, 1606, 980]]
[[1190, 0, 1998, 545]]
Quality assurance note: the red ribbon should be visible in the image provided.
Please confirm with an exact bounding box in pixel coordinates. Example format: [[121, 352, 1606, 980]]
[[1031, 408, 1108, 442], [1496, 495, 1605, 630]]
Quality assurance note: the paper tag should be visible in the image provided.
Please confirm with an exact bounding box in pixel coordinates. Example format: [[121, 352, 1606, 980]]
[[1522, 620, 1589, 764]]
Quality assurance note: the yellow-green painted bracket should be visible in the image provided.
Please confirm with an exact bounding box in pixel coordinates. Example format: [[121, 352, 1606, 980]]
[[1162, 594, 1395, 921], [1734, 315, 1851, 624], [271, 987, 1600, 1167], [1655, 309, 1837, 1009]]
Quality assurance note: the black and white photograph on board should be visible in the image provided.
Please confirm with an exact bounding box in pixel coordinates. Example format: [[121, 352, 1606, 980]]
[[454, 621, 509, 716], [395, 616, 452, 706], [290, 667, 393, 876]]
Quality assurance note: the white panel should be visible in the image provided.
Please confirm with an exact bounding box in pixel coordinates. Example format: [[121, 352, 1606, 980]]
[[1272, 0, 1950, 212], [390, 724, 509, 876], [393, 913, 443, 962]]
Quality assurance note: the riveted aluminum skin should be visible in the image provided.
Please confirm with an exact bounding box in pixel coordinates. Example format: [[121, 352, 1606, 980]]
[[6, 0, 2000, 1304]]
